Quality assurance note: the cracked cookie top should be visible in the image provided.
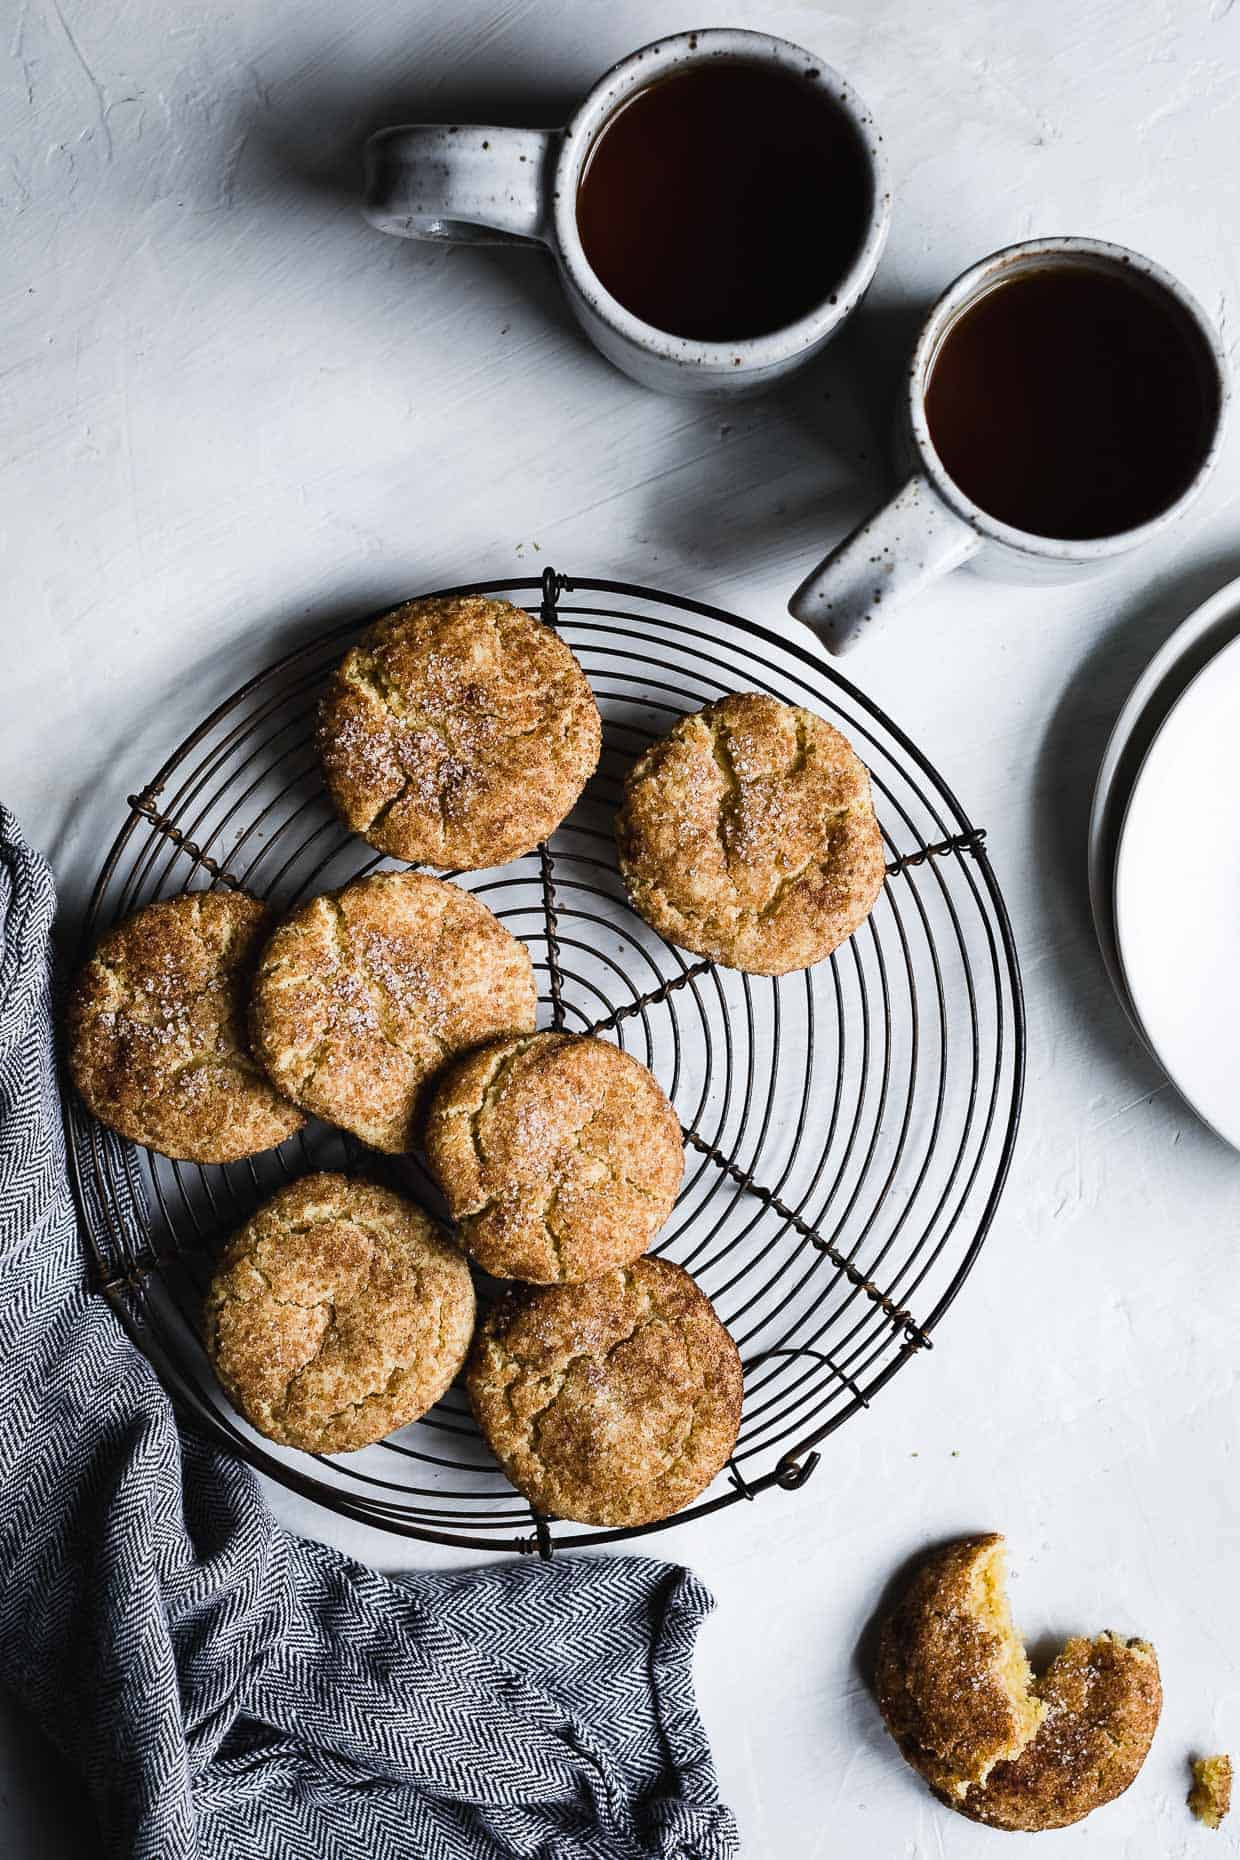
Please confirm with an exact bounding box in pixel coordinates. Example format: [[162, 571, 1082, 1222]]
[[615, 692, 886, 975], [467, 1257, 743, 1527], [425, 1031, 684, 1283], [877, 1534, 1162, 1833], [204, 1172, 475, 1453], [248, 871, 536, 1154], [318, 595, 602, 870], [67, 891, 305, 1163]]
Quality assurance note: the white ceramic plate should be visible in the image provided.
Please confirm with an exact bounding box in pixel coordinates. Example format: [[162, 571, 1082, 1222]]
[[1089, 574, 1240, 1037], [1114, 627, 1240, 1149]]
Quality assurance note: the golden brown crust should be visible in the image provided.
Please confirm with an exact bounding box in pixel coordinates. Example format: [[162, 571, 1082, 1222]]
[[615, 693, 886, 975], [1189, 1754, 1233, 1830], [876, 1535, 1044, 1800], [318, 595, 602, 869], [467, 1257, 742, 1526], [67, 892, 305, 1164], [877, 1535, 1162, 1832], [204, 1173, 475, 1453], [248, 871, 536, 1153], [958, 1633, 1162, 1831], [424, 1032, 684, 1283]]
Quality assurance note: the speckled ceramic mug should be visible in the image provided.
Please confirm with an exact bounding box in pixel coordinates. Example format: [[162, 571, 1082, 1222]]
[[789, 236, 1229, 652], [362, 29, 890, 398]]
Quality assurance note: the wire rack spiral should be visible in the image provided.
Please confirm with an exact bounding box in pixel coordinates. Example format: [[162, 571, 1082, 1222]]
[[66, 571, 1024, 1554]]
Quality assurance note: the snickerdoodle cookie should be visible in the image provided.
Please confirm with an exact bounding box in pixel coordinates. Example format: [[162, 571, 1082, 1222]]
[[318, 594, 601, 869], [67, 891, 304, 1163], [467, 1257, 742, 1526], [249, 871, 536, 1153], [204, 1173, 474, 1453], [425, 1032, 684, 1283], [616, 692, 886, 975], [876, 1533, 1162, 1832]]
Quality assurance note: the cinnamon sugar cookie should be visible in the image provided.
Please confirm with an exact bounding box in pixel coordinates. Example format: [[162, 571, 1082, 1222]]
[[467, 1257, 742, 1526], [960, 1631, 1162, 1831], [205, 1173, 474, 1453], [616, 692, 885, 975], [67, 891, 304, 1163], [876, 1533, 1162, 1832], [318, 595, 601, 869], [249, 871, 536, 1153], [425, 1031, 683, 1283]]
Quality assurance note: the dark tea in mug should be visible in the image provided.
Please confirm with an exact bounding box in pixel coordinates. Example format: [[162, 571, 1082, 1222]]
[[575, 62, 873, 343], [924, 262, 1220, 539]]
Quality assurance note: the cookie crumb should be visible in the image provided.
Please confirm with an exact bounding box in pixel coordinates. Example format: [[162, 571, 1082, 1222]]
[[1189, 1754, 1232, 1830]]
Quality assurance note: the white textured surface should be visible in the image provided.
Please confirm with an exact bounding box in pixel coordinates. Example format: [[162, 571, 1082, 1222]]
[[5, 0, 1240, 1854]]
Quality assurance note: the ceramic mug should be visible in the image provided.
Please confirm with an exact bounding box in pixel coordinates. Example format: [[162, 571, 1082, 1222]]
[[362, 29, 890, 398], [789, 236, 1230, 652]]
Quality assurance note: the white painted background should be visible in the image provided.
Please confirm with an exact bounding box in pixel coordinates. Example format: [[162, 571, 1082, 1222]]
[[5, 0, 1240, 1853]]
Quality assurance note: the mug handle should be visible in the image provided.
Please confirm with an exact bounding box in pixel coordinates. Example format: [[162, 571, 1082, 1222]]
[[788, 475, 981, 654], [363, 125, 560, 247]]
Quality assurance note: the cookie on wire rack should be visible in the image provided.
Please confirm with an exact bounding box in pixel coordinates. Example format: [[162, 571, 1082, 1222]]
[[249, 870, 536, 1154], [467, 1257, 743, 1527], [317, 594, 601, 869], [425, 1030, 684, 1283], [67, 890, 305, 1164], [204, 1173, 475, 1454], [616, 691, 886, 975]]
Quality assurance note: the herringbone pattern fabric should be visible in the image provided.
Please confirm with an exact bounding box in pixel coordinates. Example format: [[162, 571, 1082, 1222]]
[[0, 806, 739, 1860]]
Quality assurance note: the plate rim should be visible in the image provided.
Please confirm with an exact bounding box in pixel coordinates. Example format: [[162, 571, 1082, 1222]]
[[1088, 571, 1240, 1033], [1112, 624, 1240, 1149]]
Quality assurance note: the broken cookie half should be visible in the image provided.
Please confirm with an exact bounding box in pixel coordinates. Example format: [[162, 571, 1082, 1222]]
[[876, 1533, 1161, 1832]]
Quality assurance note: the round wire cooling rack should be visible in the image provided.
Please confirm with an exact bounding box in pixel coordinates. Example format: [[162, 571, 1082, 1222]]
[[66, 570, 1024, 1555]]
